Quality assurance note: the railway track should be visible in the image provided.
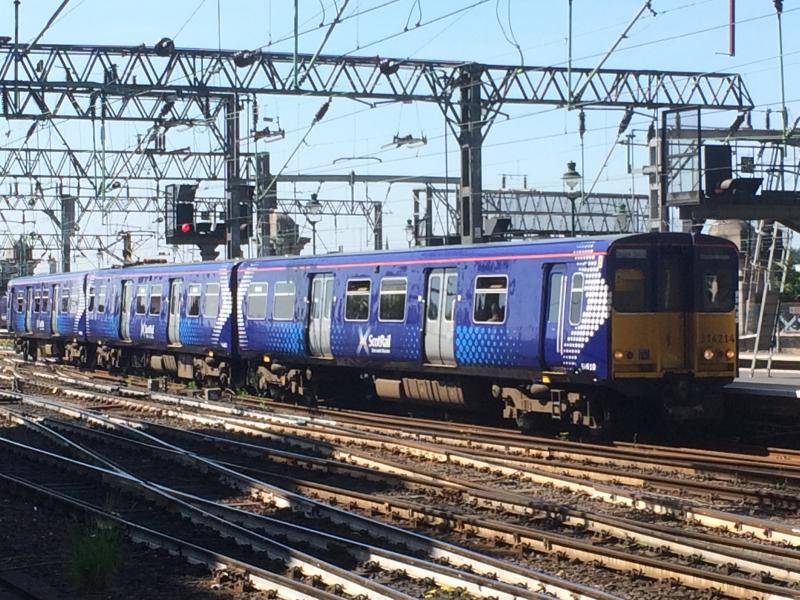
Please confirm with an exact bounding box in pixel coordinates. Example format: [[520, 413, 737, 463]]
[[4, 363, 800, 598], [0, 391, 612, 600]]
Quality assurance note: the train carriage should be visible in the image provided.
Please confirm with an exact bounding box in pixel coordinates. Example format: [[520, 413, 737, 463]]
[[8, 272, 87, 361], [239, 232, 738, 428], [83, 261, 237, 383]]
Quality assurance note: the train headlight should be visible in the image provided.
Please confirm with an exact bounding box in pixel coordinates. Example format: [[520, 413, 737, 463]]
[[703, 348, 715, 361], [725, 349, 736, 360], [613, 350, 624, 360]]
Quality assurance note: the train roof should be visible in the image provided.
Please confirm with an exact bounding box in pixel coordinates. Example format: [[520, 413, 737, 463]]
[[8, 232, 735, 287]]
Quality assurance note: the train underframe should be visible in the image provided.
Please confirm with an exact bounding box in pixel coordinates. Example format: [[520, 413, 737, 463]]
[[15, 336, 729, 433]]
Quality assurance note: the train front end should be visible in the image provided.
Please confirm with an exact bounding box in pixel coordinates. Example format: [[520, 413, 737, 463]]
[[607, 233, 738, 420]]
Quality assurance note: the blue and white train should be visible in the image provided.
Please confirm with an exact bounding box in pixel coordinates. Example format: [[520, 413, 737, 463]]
[[7, 232, 739, 430]]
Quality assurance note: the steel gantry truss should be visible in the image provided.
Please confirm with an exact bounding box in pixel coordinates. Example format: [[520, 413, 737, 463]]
[[0, 41, 754, 264]]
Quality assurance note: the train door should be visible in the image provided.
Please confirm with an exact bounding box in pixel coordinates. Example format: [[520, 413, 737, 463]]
[[657, 246, 690, 370], [424, 268, 457, 366], [25, 287, 33, 333], [168, 279, 182, 346], [543, 265, 567, 369], [51, 284, 59, 335], [308, 273, 334, 358], [120, 280, 133, 341]]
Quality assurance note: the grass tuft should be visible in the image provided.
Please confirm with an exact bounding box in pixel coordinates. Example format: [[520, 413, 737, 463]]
[[67, 524, 124, 588]]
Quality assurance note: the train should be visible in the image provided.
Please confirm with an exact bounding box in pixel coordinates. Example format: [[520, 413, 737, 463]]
[[6, 232, 739, 431]]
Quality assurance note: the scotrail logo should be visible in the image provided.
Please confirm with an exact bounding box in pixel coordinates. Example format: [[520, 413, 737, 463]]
[[357, 327, 392, 355], [140, 322, 155, 339]]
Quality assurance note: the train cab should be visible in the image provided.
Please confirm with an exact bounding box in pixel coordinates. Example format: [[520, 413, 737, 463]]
[[607, 233, 738, 418]]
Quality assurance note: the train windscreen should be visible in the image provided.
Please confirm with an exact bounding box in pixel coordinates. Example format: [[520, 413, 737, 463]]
[[695, 247, 736, 312], [611, 247, 649, 312]]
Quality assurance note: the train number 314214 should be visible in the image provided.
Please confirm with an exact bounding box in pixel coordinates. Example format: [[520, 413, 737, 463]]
[[700, 333, 735, 344]]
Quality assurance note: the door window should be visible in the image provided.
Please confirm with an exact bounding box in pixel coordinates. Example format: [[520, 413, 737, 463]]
[[41, 291, 50, 313], [187, 284, 202, 317], [569, 273, 584, 325], [96, 286, 107, 313], [444, 274, 457, 321], [61, 288, 70, 313], [135, 286, 147, 314], [547, 272, 565, 323], [33, 291, 41, 313], [16, 292, 24, 312], [427, 274, 441, 321]]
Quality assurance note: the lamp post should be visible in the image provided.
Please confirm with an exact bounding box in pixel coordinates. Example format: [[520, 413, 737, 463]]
[[305, 193, 322, 255], [562, 161, 582, 236]]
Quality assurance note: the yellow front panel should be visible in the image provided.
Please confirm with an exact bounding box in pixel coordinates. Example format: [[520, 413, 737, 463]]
[[691, 312, 737, 377], [611, 313, 680, 378], [612, 311, 736, 379]]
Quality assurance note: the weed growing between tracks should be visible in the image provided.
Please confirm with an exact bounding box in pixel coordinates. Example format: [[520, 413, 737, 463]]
[[67, 522, 125, 588]]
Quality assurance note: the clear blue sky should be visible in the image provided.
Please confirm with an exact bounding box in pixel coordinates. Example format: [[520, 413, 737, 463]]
[[1, 0, 797, 267]]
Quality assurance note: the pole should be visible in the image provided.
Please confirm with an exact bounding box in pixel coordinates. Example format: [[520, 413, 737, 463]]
[[311, 221, 316, 255], [567, 0, 572, 108], [293, 0, 299, 90], [13, 0, 20, 111], [570, 196, 576, 236]]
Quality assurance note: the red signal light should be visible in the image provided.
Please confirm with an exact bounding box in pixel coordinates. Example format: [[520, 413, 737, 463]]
[[180, 223, 191, 233]]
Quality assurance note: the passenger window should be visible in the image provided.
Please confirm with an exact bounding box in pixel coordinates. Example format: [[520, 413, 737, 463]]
[[427, 275, 441, 321], [613, 268, 646, 312], [41, 291, 50, 313], [135, 285, 147, 314], [97, 286, 106, 313], [272, 281, 296, 320], [204, 283, 220, 318], [345, 279, 371, 321], [16, 292, 24, 313], [149, 284, 162, 315], [61, 288, 70, 313], [33, 291, 41, 313], [473, 276, 507, 324], [187, 284, 202, 317], [246, 283, 268, 320], [547, 272, 565, 323], [379, 278, 406, 322], [569, 273, 584, 325], [87, 287, 96, 312]]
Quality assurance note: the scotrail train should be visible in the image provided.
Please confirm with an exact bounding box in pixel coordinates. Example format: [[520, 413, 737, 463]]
[[7, 232, 739, 431]]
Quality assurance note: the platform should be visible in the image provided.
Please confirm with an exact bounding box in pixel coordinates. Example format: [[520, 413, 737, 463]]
[[726, 354, 800, 415]]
